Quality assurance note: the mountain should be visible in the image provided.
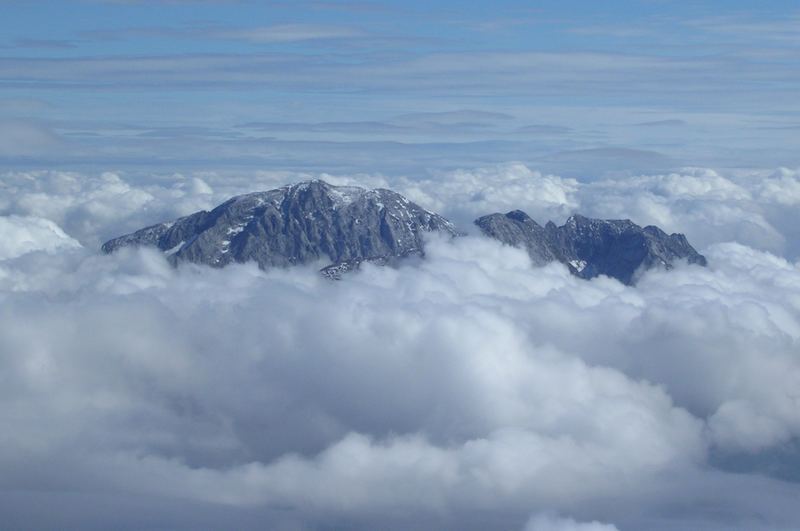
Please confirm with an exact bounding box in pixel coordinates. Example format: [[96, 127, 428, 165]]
[[102, 180, 458, 274], [103, 181, 705, 284], [475, 210, 706, 285]]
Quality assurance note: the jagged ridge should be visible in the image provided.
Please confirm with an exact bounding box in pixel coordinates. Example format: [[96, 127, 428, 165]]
[[475, 210, 706, 285]]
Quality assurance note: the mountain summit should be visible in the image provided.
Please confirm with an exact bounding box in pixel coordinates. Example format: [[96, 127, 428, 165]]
[[102, 180, 458, 273], [475, 210, 706, 285]]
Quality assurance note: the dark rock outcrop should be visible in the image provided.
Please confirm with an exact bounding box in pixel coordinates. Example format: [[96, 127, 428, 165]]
[[475, 210, 706, 285]]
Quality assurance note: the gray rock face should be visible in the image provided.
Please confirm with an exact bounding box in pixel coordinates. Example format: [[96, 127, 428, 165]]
[[475, 210, 706, 285], [102, 180, 459, 271]]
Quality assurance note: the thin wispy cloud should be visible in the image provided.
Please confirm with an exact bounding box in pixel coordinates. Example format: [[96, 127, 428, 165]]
[[11, 38, 78, 49], [1, 2, 798, 173], [210, 24, 364, 43], [687, 13, 800, 44], [634, 119, 687, 127]]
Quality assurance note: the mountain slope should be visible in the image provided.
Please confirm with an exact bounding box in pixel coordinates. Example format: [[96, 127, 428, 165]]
[[475, 210, 706, 284], [102, 180, 459, 272]]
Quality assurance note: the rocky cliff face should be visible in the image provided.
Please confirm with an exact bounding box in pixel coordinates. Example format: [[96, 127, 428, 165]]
[[102, 180, 459, 272], [475, 210, 706, 285]]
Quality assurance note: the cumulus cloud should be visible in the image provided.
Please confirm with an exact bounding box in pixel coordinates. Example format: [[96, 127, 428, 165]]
[[388, 164, 800, 259], [5, 164, 800, 259], [0, 215, 80, 260], [0, 171, 219, 247], [576, 167, 792, 257], [1, 167, 800, 529], [390, 163, 580, 227]]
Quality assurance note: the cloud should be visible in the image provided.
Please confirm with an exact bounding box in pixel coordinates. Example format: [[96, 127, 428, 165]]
[[390, 110, 515, 125], [211, 24, 363, 43], [234, 110, 519, 138], [687, 14, 800, 45], [2, 49, 792, 101], [523, 514, 619, 531], [338, 163, 800, 259], [2, 3, 799, 176], [237, 120, 411, 135], [383, 163, 580, 228], [11, 38, 78, 49], [536, 147, 674, 174], [0, 230, 798, 529], [516, 124, 573, 135], [633, 119, 687, 127], [0, 120, 64, 158], [576, 167, 800, 259], [2, 167, 800, 529], [4, 164, 800, 261], [0, 215, 81, 260], [0, 171, 217, 247]]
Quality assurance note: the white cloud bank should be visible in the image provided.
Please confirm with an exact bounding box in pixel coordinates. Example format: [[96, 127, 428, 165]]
[[4, 163, 799, 258], [1, 166, 800, 529], [0, 215, 80, 260]]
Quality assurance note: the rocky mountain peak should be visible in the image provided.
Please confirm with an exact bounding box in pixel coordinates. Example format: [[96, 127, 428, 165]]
[[102, 180, 458, 274]]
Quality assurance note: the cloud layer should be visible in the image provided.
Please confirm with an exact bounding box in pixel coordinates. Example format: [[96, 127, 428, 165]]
[[1, 167, 799, 529], [5, 164, 799, 257], [3, 2, 800, 177]]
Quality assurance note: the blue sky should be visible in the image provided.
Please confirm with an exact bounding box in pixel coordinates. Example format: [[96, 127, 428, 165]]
[[1, 0, 799, 176]]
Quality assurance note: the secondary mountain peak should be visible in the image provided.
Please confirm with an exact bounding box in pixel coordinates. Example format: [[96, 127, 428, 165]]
[[475, 209, 706, 285]]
